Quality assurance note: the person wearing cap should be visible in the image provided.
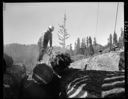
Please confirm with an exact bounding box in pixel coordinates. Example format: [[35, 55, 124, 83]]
[[37, 26, 54, 62]]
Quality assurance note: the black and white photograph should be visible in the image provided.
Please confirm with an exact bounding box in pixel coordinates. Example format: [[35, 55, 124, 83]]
[[3, 2, 125, 98]]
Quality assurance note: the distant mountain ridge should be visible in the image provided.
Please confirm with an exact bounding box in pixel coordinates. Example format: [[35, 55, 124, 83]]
[[4, 43, 39, 72], [4, 43, 66, 72]]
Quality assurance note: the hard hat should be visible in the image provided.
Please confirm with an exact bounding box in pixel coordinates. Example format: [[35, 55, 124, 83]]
[[48, 26, 54, 31]]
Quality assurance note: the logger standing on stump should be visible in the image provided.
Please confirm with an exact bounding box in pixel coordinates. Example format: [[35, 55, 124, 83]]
[[37, 26, 54, 62]]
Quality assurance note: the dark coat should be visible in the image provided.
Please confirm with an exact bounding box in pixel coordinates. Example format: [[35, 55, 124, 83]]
[[20, 74, 60, 99], [38, 30, 52, 49]]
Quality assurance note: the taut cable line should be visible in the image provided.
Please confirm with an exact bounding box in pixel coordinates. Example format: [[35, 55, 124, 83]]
[[114, 2, 119, 33], [96, 2, 99, 35]]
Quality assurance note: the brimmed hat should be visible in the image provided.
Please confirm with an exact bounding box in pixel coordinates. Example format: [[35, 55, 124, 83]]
[[32, 63, 54, 85]]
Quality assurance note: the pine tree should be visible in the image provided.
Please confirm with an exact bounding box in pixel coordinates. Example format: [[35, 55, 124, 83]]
[[93, 37, 97, 46], [74, 42, 77, 55], [108, 34, 112, 50], [80, 38, 86, 55], [88, 36, 94, 56], [119, 28, 124, 48], [76, 38, 81, 54], [86, 36, 89, 48], [85, 37, 89, 56], [121, 28, 124, 47], [113, 32, 118, 47], [58, 13, 70, 48], [69, 44, 73, 56]]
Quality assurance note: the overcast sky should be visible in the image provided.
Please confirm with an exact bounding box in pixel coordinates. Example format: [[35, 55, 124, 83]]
[[3, 2, 124, 49]]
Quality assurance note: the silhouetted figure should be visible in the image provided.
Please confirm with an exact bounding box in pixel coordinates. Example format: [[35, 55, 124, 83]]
[[3, 65, 26, 99], [37, 26, 54, 62], [20, 63, 60, 99]]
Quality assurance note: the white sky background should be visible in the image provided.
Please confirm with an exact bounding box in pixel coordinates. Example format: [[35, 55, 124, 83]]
[[3, 2, 124, 49]]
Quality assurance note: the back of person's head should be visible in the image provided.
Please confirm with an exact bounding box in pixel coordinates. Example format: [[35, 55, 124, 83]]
[[32, 63, 54, 85], [50, 53, 72, 76]]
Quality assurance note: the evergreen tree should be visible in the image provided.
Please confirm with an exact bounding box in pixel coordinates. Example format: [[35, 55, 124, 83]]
[[121, 28, 124, 47], [119, 28, 124, 48], [76, 38, 81, 54], [113, 32, 118, 47], [108, 34, 113, 50], [88, 36, 94, 56], [93, 37, 97, 46], [58, 13, 70, 48], [74, 42, 77, 55], [80, 38, 86, 55], [86, 36, 89, 48], [69, 44, 73, 56]]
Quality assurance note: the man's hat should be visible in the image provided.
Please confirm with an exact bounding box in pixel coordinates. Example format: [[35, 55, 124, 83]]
[[32, 63, 54, 85]]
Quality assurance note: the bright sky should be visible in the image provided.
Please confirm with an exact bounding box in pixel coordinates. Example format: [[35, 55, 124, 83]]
[[3, 2, 124, 49]]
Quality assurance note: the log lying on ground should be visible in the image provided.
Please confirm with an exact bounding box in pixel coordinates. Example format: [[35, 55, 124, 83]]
[[69, 50, 124, 71]]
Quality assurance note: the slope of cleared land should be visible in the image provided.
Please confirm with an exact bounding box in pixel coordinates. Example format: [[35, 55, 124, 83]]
[[69, 50, 124, 71]]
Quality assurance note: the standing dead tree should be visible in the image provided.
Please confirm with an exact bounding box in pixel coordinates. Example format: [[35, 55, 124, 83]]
[[58, 13, 70, 48]]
